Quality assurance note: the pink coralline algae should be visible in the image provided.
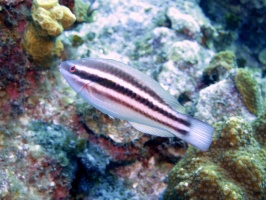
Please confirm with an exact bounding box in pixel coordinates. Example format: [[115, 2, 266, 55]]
[[0, 2, 32, 118]]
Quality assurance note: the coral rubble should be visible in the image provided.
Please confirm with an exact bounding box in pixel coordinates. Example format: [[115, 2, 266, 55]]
[[164, 117, 266, 200]]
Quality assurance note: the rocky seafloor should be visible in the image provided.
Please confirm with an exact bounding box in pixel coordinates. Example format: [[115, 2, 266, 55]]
[[0, 0, 265, 199]]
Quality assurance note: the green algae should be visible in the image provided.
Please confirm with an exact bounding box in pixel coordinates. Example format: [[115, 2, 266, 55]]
[[29, 121, 87, 167], [71, 35, 84, 46], [234, 68, 262, 116]]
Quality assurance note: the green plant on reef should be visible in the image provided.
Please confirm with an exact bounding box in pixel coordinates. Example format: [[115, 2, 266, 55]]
[[164, 117, 266, 200], [202, 51, 236, 84], [234, 68, 262, 116]]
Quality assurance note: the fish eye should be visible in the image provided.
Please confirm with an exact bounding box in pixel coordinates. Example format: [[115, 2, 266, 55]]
[[70, 66, 76, 73]]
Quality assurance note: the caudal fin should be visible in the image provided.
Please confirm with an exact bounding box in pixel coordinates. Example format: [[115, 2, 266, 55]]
[[182, 117, 214, 151]]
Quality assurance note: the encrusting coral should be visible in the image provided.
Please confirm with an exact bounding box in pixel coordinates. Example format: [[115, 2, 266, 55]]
[[252, 110, 266, 147], [234, 68, 262, 116], [164, 117, 266, 200], [21, 0, 76, 67]]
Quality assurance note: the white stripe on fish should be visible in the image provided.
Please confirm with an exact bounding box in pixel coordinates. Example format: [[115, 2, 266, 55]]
[[74, 65, 177, 117], [59, 58, 214, 151]]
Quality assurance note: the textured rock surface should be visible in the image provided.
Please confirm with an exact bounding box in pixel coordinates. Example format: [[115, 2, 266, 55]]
[[195, 77, 255, 124]]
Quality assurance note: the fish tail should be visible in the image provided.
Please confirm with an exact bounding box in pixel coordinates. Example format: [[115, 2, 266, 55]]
[[182, 117, 214, 151]]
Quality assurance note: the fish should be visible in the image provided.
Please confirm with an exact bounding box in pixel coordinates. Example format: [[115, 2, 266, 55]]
[[59, 58, 214, 151]]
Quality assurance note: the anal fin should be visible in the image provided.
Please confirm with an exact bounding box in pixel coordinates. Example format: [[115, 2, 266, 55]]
[[129, 122, 174, 137]]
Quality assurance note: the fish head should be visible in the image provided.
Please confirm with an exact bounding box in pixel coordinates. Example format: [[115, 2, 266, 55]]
[[59, 59, 89, 94]]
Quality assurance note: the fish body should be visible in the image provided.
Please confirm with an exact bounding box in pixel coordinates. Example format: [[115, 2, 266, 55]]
[[60, 58, 214, 151]]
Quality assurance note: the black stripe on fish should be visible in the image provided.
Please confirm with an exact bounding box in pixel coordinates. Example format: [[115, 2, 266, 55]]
[[74, 68, 191, 132], [84, 61, 168, 105], [87, 82, 190, 136]]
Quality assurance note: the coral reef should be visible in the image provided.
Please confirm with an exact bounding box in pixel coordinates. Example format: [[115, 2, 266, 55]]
[[252, 110, 266, 147], [2, 0, 265, 199], [71, 144, 137, 199], [74, 0, 97, 23], [164, 117, 266, 200], [0, 120, 82, 200], [195, 49, 262, 124], [0, 2, 36, 119], [166, 7, 201, 40], [199, 0, 266, 70], [0, 2, 80, 194], [235, 68, 262, 116], [29, 121, 87, 166], [195, 77, 255, 124], [202, 51, 236, 84], [21, 0, 76, 67], [168, 40, 200, 65]]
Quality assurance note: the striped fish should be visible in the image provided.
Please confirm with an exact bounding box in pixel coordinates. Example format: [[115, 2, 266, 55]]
[[60, 58, 214, 151]]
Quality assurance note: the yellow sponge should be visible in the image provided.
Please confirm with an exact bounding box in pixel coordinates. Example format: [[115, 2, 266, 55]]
[[22, 0, 76, 67], [32, 0, 76, 37], [33, 0, 58, 10], [22, 24, 63, 67]]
